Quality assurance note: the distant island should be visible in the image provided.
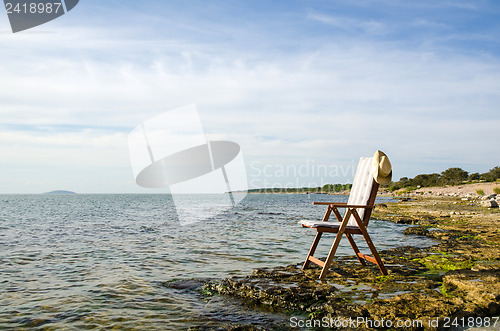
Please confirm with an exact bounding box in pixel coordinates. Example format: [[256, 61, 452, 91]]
[[43, 190, 77, 195]]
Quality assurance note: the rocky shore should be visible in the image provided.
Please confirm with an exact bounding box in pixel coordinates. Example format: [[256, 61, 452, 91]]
[[198, 196, 500, 330], [410, 182, 500, 198]]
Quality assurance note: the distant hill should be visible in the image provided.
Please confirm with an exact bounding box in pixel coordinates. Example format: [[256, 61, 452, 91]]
[[43, 190, 77, 195]]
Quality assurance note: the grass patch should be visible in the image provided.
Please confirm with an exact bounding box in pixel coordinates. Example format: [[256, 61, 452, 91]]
[[494, 187, 500, 194], [476, 189, 485, 195], [457, 234, 482, 241], [412, 254, 476, 271], [376, 275, 396, 282]]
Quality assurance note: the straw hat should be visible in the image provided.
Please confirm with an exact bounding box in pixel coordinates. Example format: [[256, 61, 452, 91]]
[[373, 150, 392, 185]]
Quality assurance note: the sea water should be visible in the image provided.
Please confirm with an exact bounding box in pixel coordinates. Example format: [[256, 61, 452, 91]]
[[0, 194, 436, 329]]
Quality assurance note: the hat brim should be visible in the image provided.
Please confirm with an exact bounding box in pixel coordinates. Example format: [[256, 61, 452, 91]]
[[374, 170, 392, 185]]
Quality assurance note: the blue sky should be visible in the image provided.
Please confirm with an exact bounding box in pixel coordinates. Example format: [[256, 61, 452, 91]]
[[1, 0, 499, 193]]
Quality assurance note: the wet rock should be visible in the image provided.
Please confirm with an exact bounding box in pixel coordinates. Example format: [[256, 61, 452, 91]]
[[205, 246, 439, 324], [205, 265, 339, 312], [403, 226, 429, 236], [163, 279, 206, 290], [426, 229, 447, 239], [393, 218, 420, 225]]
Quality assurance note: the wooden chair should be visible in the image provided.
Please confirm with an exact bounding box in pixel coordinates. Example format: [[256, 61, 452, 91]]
[[301, 155, 389, 279]]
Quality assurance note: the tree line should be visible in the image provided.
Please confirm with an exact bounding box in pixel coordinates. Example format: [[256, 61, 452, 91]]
[[245, 166, 500, 194], [387, 166, 500, 191]]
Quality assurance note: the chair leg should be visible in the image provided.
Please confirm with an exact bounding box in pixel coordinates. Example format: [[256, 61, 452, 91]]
[[318, 210, 352, 280], [303, 206, 333, 270], [319, 229, 344, 280], [357, 224, 388, 275], [345, 233, 366, 266], [303, 232, 322, 269], [331, 206, 366, 265]]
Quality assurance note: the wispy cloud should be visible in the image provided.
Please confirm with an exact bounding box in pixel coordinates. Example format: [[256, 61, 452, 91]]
[[0, 0, 499, 192], [411, 18, 450, 29], [307, 13, 386, 35]]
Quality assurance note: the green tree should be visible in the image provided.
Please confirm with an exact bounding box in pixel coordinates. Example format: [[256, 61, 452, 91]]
[[322, 184, 334, 192], [399, 177, 410, 187], [468, 173, 480, 181], [481, 166, 500, 182], [440, 167, 468, 185], [412, 173, 440, 187]]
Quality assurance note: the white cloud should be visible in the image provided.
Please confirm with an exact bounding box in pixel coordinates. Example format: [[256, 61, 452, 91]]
[[0, 2, 499, 192], [307, 13, 386, 34], [411, 19, 450, 29]]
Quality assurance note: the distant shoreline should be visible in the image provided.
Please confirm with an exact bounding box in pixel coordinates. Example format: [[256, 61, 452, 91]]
[[242, 191, 349, 195]]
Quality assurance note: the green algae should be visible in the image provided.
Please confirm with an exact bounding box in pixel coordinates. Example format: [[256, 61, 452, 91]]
[[411, 253, 476, 271]]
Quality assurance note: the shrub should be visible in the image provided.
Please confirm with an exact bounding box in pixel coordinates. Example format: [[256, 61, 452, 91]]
[[441, 167, 469, 185], [468, 173, 481, 181], [389, 184, 400, 191], [476, 189, 485, 195], [412, 173, 440, 187], [481, 166, 500, 182], [494, 187, 500, 194]]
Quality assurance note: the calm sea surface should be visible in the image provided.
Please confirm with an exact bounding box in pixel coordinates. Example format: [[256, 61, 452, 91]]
[[0, 194, 436, 329]]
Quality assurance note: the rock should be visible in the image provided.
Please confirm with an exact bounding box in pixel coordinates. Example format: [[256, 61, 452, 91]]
[[442, 268, 500, 313], [403, 226, 429, 236], [427, 229, 446, 238], [481, 200, 499, 208], [482, 194, 497, 200]]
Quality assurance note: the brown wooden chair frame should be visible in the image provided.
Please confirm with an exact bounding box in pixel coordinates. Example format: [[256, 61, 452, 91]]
[[302, 181, 388, 279]]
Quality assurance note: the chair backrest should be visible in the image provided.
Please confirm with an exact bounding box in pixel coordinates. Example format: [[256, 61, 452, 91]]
[[346, 157, 379, 227]]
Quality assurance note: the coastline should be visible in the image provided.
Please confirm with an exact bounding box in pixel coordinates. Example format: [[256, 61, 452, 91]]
[[198, 195, 500, 330], [244, 181, 500, 197]]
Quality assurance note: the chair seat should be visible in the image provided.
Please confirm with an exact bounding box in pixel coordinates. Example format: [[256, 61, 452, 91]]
[[300, 220, 362, 234]]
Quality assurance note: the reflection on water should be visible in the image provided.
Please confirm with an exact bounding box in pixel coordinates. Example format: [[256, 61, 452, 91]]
[[0, 194, 436, 329]]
